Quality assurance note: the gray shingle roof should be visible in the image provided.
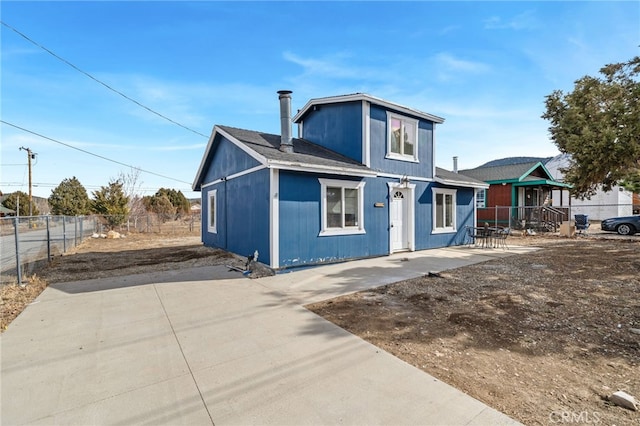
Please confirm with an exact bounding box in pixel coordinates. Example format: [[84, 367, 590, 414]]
[[459, 161, 542, 182], [434, 167, 488, 188], [478, 156, 553, 168], [218, 125, 372, 173]]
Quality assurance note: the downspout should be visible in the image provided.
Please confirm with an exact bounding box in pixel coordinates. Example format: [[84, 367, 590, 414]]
[[224, 177, 228, 249]]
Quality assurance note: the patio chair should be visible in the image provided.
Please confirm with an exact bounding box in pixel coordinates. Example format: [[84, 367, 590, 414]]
[[574, 214, 590, 235], [466, 225, 491, 248], [493, 227, 510, 250]]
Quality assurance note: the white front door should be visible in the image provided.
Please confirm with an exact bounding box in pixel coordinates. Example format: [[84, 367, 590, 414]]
[[390, 189, 408, 251]]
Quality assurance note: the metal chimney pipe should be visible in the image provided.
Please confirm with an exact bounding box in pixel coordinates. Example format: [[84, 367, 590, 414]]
[[277, 90, 294, 153], [453, 156, 458, 173]]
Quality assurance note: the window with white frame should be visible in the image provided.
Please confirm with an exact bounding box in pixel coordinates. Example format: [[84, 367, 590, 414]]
[[476, 189, 486, 208], [433, 188, 456, 233], [319, 178, 366, 236], [207, 189, 217, 234], [386, 112, 418, 162]]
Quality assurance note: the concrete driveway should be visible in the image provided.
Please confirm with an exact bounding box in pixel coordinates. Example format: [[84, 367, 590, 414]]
[[1, 246, 535, 425]]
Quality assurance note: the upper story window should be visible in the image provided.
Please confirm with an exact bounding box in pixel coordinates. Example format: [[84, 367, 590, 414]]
[[386, 112, 419, 162], [319, 178, 366, 236]]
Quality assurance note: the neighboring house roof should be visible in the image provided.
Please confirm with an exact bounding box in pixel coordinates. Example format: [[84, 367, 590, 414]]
[[193, 125, 376, 190], [477, 156, 553, 168], [0, 204, 15, 215], [434, 167, 489, 189], [293, 93, 445, 124], [460, 161, 571, 188]]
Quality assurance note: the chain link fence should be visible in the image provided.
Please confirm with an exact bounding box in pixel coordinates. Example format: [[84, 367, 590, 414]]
[[476, 203, 635, 231], [1, 214, 201, 285]]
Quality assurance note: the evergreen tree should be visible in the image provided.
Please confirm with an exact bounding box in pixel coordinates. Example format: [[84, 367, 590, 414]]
[[2, 191, 40, 216], [91, 179, 130, 229], [48, 177, 91, 215], [146, 194, 176, 223], [542, 56, 640, 197], [145, 188, 191, 219]]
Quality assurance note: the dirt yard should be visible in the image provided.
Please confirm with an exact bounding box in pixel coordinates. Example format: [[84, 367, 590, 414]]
[[308, 236, 640, 425], [1, 232, 639, 425]]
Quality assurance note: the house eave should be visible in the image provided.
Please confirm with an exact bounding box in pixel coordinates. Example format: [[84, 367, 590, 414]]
[[434, 177, 489, 189], [513, 180, 573, 188], [192, 125, 269, 191], [267, 160, 377, 177], [293, 93, 445, 124]]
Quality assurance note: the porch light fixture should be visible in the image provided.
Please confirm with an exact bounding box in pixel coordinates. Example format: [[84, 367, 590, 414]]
[[401, 176, 410, 188]]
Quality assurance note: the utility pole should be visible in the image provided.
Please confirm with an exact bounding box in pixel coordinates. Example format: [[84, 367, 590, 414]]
[[19, 146, 36, 217]]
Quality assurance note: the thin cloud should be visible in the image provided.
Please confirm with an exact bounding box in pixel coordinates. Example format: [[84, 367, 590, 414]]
[[438, 25, 461, 36], [435, 53, 490, 73], [282, 51, 393, 82], [484, 10, 538, 30]]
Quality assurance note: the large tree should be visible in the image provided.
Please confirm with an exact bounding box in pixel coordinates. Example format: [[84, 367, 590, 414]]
[[91, 179, 130, 229], [143, 188, 190, 219], [143, 194, 176, 223], [48, 177, 91, 215], [2, 191, 40, 216], [542, 56, 640, 197]]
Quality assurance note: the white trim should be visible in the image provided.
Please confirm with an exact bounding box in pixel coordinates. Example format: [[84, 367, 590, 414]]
[[432, 188, 457, 234], [269, 169, 279, 269], [293, 93, 445, 124], [386, 112, 419, 162], [193, 126, 218, 190], [201, 165, 268, 189], [207, 189, 217, 234], [433, 176, 489, 189], [201, 180, 223, 189], [362, 101, 371, 167], [473, 188, 479, 231], [377, 172, 434, 183], [476, 188, 487, 208], [387, 181, 416, 253], [193, 125, 268, 190], [269, 161, 376, 177], [318, 178, 366, 236]]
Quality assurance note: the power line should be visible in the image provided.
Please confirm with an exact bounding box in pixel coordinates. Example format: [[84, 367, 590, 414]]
[[1, 20, 210, 139], [1, 120, 192, 186]]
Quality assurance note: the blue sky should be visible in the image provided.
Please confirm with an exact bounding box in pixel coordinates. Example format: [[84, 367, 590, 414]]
[[1, 1, 638, 200]]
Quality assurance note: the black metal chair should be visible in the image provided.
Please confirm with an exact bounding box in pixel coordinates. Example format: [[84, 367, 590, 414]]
[[575, 214, 590, 235], [466, 225, 491, 248], [493, 227, 510, 249]]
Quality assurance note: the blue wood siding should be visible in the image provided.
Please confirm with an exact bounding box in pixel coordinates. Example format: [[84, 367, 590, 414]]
[[202, 169, 271, 265], [300, 102, 363, 162], [278, 171, 389, 268], [201, 135, 261, 184], [200, 136, 270, 265], [415, 183, 475, 248], [369, 105, 434, 178]]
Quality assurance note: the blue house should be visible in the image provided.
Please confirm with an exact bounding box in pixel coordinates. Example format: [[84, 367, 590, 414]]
[[193, 91, 488, 269]]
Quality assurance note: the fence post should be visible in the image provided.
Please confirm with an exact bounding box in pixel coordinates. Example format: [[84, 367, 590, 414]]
[[13, 217, 23, 286], [494, 206, 498, 228], [46, 216, 51, 262], [63, 216, 67, 253], [74, 216, 78, 247]]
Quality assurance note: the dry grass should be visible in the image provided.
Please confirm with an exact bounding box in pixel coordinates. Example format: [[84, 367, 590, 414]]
[[1, 275, 48, 331]]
